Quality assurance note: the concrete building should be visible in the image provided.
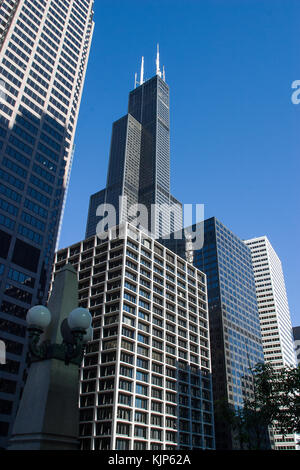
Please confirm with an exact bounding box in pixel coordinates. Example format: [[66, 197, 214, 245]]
[[245, 236, 298, 450], [52, 223, 215, 450], [0, 0, 94, 447]]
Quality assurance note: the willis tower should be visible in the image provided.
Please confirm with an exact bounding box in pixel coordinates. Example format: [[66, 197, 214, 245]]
[[86, 46, 182, 239]]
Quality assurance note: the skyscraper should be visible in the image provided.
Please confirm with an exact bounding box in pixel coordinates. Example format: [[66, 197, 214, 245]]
[[85, 49, 183, 240], [245, 236, 298, 450], [53, 222, 215, 450], [0, 0, 94, 447], [162, 218, 266, 449]]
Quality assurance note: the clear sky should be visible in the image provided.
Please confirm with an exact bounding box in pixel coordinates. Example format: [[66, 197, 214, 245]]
[[59, 0, 300, 327]]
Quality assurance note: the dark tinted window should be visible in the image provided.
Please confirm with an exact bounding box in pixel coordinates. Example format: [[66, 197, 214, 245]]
[[0, 229, 12, 259], [12, 238, 40, 272]]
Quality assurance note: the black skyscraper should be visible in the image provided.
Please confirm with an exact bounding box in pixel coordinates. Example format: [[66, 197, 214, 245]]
[[86, 52, 182, 239]]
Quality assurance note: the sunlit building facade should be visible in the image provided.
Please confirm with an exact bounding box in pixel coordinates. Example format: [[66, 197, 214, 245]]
[[245, 236, 298, 450]]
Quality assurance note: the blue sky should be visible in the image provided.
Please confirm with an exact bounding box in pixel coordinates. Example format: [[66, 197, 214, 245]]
[[59, 0, 300, 327]]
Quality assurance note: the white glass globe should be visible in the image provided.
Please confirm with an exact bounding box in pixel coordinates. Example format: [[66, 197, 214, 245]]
[[26, 305, 51, 330], [67, 307, 92, 331], [83, 326, 93, 344]]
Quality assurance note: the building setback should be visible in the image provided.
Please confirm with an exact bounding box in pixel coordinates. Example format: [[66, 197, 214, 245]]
[[161, 217, 266, 449], [0, 0, 94, 447], [52, 223, 215, 450], [245, 236, 298, 450]]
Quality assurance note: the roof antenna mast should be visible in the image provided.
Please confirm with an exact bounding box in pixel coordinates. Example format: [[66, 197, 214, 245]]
[[134, 56, 144, 88], [156, 43, 162, 78], [140, 56, 144, 85]]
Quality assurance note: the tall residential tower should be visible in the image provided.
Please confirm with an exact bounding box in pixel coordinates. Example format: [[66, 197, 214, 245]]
[[0, 0, 94, 447]]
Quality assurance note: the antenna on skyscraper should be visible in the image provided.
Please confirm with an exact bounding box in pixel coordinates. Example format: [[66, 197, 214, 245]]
[[156, 43, 162, 78], [140, 56, 144, 85], [163, 65, 165, 82], [134, 57, 144, 88]]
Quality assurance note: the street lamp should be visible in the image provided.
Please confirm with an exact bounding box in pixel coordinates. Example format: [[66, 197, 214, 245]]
[[8, 263, 93, 450], [26, 305, 93, 366]]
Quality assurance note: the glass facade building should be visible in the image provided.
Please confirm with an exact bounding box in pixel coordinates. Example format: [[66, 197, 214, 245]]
[[0, 0, 94, 447], [85, 73, 183, 240], [161, 217, 265, 449]]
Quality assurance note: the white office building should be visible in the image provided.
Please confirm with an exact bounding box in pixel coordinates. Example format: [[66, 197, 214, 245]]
[[52, 223, 215, 450], [245, 236, 298, 450]]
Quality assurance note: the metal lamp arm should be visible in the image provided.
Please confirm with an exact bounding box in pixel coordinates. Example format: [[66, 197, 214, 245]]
[[28, 328, 49, 361]]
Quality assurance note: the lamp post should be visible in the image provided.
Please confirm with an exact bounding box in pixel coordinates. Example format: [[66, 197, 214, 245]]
[[26, 305, 92, 366], [8, 263, 93, 450]]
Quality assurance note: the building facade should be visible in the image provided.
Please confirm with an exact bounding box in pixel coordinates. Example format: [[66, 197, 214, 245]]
[[85, 68, 183, 240], [53, 223, 215, 450], [0, 0, 94, 447], [161, 217, 266, 449], [245, 236, 298, 450]]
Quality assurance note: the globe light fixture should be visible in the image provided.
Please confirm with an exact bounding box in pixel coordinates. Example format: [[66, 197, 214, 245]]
[[26, 304, 93, 366], [67, 307, 92, 332], [26, 305, 51, 331]]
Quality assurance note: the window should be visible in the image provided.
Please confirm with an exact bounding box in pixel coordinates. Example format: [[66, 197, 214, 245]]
[[116, 439, 129, 450], [116, 422, 130, 436], [151, 376, 163, 391], [138, 310, 149, 321], [152, 363, 163, 374], [137, 345, 149, 357], [151, 388, 163, 399], [119, 365, 133, 378], [118, 393, 132, 406], [151, 401, 162, 413], [152, 339, 163, 350], [166, 431, 177, 443], [119, 379, 132, 392], [134, 426, 147, 439], [166, 404, 176, 416], [137, 333, 149, 345], [136, 371, 148, 383], [120, 352, 133, 365], [136, 358, 149, 369], [135, 411, 148, 424], [123, 314, 135, 327], [166, 392, 176, 403], [151, 429, 162, 441], [136, 384, 148, 396], [135, 397, 148, 410], [152, 351, 163, 362]]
